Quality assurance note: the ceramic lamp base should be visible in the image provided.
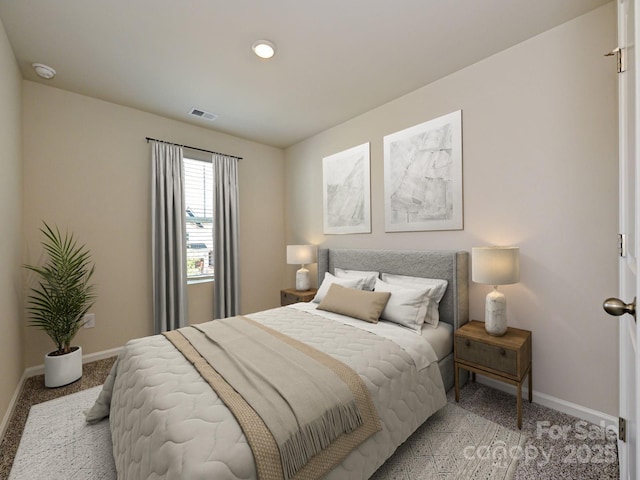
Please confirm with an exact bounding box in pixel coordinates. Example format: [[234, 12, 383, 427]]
[[296, 266, 310, 291], [485, 287, 507, 336]]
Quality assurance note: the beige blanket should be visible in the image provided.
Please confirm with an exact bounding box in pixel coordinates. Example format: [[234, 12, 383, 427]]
[[164, 316, 380, 480]]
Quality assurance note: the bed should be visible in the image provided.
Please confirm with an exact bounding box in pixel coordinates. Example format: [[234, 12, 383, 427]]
[[317, 248, 469, 392], [87, 248, 469, 480]]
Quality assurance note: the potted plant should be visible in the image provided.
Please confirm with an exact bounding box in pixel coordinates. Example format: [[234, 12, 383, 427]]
[[24, 223, 96, 387]]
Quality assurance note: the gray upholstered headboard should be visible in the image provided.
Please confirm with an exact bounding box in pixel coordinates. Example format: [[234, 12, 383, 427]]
[[318, 248, 469, 330]]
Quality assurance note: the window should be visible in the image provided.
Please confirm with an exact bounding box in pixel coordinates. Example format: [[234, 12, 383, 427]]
[[184, 157, 214, 280]]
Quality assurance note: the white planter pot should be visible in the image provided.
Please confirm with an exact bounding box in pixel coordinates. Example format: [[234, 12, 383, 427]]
[[44, 346, 83, 388]]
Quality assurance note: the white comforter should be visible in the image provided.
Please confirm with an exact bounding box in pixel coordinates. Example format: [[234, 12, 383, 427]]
[[88, 305, 447, 479]]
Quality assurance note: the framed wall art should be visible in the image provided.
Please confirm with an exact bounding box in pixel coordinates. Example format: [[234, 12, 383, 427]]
[[383, 110, 463, 232], [322, 142, 371, 234]]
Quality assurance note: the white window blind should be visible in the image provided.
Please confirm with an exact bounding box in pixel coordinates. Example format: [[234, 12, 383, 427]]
[[184, 157, 214, 279]]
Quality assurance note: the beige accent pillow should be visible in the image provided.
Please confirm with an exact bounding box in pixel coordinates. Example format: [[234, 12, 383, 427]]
[[317, 284, 391, 323]]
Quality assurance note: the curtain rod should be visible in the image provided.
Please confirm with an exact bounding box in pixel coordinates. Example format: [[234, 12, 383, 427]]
[[145, 137, 243, 160]]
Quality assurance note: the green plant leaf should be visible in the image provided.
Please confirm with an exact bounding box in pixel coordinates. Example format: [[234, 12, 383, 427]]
[[24, 222, 96, 355]]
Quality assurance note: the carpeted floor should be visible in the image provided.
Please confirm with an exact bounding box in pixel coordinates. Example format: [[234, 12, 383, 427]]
[[0, 357, 619, 480], [449, 384, 619, 479]]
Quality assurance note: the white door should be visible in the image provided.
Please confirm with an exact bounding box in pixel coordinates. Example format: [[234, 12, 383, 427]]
[[604, 1, 640, 478]]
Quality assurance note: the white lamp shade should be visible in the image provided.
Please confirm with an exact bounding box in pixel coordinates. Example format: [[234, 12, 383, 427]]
[[286, 245, 317, 265], [472, 246, 520, 286]]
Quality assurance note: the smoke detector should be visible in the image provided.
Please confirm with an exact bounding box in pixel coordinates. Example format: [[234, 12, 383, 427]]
[[32, 63, 56, 79], [189, 108, 218, 121]]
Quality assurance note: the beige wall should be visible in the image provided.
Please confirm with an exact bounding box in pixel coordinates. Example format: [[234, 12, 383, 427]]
[[285, 4, 619, 415], [0, 17, 24, 425], [22, 81, 285, 367]]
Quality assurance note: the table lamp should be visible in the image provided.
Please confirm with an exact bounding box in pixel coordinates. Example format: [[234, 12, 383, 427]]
[[472, 246, 520, 336], [287, 245, 317, 291]]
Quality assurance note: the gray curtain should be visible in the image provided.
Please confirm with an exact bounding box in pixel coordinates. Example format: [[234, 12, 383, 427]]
[[151, 141, 188, 333], [213, 153, 240, 319]]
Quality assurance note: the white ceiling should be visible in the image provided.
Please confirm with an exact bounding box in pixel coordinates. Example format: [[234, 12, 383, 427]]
[[0, 0, 611, 148]]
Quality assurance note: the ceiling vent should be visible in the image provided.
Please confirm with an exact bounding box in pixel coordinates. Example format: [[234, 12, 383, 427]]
[[189, 108, 218, 121]]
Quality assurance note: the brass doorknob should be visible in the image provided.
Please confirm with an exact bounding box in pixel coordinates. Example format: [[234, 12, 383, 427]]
[[603, 297, 636, 319]]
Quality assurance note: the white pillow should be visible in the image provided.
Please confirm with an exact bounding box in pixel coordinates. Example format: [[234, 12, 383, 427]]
[[313, 272, 364, 303], [334, 268, 379, 291], [380, 273, 448, 327], [374, 279, 430, 333]]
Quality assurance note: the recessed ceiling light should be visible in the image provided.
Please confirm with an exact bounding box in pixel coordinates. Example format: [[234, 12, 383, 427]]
[[252, 40, 276, 59], [32, 63, 56, 79]]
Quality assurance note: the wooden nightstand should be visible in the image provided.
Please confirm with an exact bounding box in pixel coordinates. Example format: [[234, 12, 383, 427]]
[[280, 288, 318, 306], [454, 320, 532, 429]]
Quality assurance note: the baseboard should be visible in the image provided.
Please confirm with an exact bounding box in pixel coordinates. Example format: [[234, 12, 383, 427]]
[[0, 369, 28, 442], [0, 346, 122, 441], [23, 346, 123, 377], [476, 376, 618, 428]]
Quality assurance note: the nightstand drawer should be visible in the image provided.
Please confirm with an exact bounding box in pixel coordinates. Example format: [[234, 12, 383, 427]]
[[455, 337, 517, 376], [280, 288, 317, 306], [281, 291, 301, 306]]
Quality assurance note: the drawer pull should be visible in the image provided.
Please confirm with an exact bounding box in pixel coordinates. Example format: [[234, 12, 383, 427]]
[[499, 348, 506, 356], [465, 339, 471, 347]]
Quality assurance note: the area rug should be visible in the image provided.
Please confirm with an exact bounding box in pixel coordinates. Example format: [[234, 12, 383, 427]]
[[8, 386, 114, 480], [9, 387, 526, 480], [371, 403, 527, 480]]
